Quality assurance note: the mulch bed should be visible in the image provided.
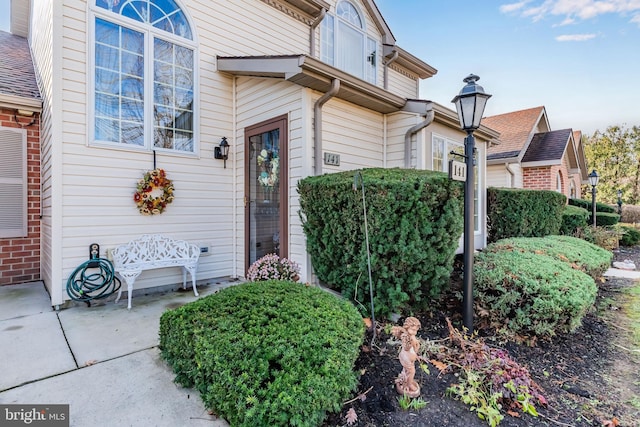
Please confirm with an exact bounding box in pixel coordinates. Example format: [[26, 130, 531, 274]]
[[322, 247, 640, 427]]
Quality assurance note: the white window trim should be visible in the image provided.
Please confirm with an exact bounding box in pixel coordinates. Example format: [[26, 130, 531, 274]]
[[432, 133, 481, 234], [0, 126, 28, 238], [321, 1, 377, 84], [87, 1, 200, 155], [556, 171, 562, 193]]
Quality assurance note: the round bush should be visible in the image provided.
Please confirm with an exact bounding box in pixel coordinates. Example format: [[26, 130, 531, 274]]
[[474, 250, 597, 337], [159, 281, 364, 427]]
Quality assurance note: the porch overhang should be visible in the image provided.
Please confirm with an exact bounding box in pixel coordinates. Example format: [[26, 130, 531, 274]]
[[283, 0, 331, 18], [217, 55, 410, 114]]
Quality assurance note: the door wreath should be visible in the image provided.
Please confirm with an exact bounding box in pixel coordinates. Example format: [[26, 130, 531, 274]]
[[133, 168, 174, 215]]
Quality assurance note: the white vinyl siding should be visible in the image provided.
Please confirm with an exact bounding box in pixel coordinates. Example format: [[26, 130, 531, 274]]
[[0, 128, 28, 238], [322, 97, 384, 171], [386, 67, 419, 99]]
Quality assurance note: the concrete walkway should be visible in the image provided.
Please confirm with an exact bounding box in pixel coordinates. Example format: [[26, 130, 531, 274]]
[[604, 267, 640, 280], [0, 280, 232, 427]]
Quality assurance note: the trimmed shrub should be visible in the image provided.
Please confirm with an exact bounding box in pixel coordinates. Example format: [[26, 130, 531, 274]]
[[485, 235, 612, 279], [298, 168, 463, 317], [487, 187, 566, 242], [619, 225, 640, 246], [474, 250, 597, 337], [596, 212, 620, 226], [159, 281, 364, 427], [569, 198, 617, 214], [560, 205, 589, 235]]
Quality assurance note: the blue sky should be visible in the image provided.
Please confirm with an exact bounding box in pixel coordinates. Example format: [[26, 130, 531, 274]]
[[1, 0, 637, 135], [376, 0, 640, 135]]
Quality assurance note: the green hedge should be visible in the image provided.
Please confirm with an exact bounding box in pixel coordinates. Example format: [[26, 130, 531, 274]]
[[569, 198, 617, 213], [560, 205, 589, 235], [487, 187, 566, 243], [619, 225, 640, 246], [484, 235, 612, 280], [474, 249, 597, 337], [596, 212, 621, 226], [159, 281, 364, 427], [298, 168, 463, 317]]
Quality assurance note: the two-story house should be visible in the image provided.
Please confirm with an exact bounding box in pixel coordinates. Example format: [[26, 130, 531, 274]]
[[0, 0, 498, 307]]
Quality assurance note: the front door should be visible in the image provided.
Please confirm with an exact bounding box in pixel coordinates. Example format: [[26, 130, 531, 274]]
[[245, 115, 288, 271]]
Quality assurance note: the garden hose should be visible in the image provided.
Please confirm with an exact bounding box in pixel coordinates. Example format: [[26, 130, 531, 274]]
[[66, 258, 121, 307]]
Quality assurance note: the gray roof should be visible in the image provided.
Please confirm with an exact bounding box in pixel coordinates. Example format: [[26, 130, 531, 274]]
[[0, 31, 41, 101], [521, 129, 572, 163]]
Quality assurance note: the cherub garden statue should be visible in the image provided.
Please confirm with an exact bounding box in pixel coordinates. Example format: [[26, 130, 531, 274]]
[[391, 316, 422, 398]]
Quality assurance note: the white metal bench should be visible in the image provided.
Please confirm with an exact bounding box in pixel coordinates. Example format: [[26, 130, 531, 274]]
[[112, 234, 200, 309]]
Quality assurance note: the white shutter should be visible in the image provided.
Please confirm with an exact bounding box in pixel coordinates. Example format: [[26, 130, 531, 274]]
[[0, 127, 27, 238]]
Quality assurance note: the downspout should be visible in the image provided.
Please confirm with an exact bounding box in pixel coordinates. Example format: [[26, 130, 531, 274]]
[[310, 9, 326, 57], [383, 50, 398, 90], [232, 76, 238, 278], [314, 79, 340, 175], [404, 109, 435, 168], [505, 163, 516, 187]]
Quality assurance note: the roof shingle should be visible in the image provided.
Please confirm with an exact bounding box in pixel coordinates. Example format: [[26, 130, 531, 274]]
[[521, 129, 572, 163], [483, 106, 544, 156], [0, 30, 41, 101]]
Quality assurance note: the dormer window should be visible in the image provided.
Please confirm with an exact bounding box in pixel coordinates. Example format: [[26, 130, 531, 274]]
[[321, 1, 377, 84]]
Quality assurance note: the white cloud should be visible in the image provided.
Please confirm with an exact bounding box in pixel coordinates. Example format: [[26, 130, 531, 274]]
[[555, 33, 598, 40], [499, 1, 532, 13], [501, 0, 640, 23]]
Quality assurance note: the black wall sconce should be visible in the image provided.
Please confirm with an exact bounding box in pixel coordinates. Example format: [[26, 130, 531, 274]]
[[214, 137, 230, 168]]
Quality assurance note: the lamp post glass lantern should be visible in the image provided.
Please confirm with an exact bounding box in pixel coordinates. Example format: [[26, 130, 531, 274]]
[[588, 169, 599, 227], [451, 74, 491, 334]]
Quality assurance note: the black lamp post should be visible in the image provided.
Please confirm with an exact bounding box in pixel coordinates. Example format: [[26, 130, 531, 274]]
[[588, 170, 599, 227], [451, 74, 491, 334], [617, 189, 623, 215]]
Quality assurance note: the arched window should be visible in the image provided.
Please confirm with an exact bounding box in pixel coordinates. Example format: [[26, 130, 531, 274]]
[[91, 0, 197, 152], [321, 1, 377, 83], [556, 171, 563, 194]]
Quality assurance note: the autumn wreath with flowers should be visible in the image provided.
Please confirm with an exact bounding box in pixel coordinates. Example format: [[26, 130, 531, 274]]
[[133, 168, 174, 215]]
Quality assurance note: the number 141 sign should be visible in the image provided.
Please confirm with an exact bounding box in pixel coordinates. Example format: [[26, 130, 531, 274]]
[[448, 160, 467, 182]]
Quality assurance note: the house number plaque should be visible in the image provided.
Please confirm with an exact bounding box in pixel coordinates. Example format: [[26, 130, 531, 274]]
[[323, 152, 340, 166], [448, 160, 466, 182]]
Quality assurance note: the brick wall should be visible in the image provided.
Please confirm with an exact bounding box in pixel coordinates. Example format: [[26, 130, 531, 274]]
[[523, 156, 581, 200], [0, 108, 41, 285], [523, 166, 552, 191]]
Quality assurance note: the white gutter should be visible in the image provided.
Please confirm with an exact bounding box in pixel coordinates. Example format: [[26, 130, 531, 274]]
[[383, 50, 398, 90], [506, 163, 516, 187], [404, 109, 435, 168], [314, 79, 340, 175], [309, 9, 326, 57]]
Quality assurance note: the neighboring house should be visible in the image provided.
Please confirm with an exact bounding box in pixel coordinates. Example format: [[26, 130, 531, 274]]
[[0, 30, 42, 286], [483, 106, 587, 199], [5, 0, 497, 307]]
